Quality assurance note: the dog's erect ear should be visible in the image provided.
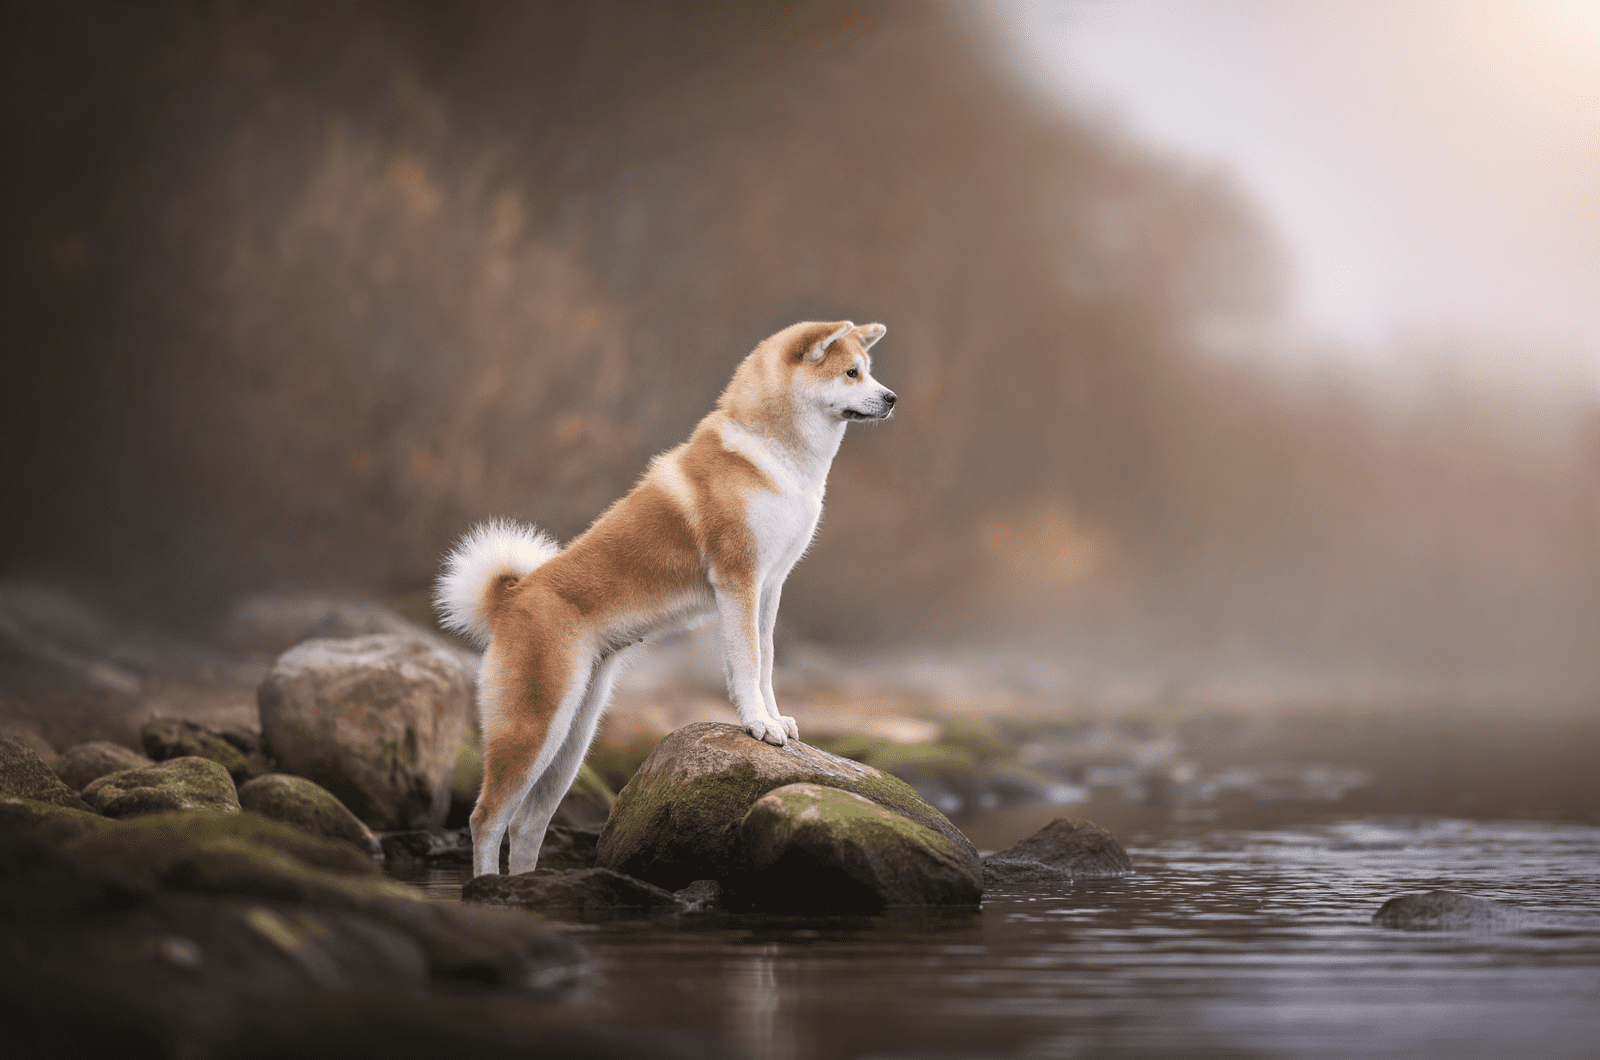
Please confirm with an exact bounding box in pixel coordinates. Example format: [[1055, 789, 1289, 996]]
[[804, 321, 855, 363], [852, 323, 886, 351]]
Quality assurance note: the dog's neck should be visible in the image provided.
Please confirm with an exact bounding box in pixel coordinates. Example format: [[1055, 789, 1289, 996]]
[[719, 406, 846, 494]]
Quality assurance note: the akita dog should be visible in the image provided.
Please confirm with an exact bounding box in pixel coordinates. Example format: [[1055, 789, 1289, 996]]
[[435, 320, 895, 877]]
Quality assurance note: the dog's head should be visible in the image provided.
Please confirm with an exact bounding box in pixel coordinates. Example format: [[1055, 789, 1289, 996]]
[[789, 320, 896, 423]]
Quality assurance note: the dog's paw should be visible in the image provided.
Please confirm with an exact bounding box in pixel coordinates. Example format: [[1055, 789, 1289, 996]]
[[747, 718, 788, 746], [778, 714, 799, 741]]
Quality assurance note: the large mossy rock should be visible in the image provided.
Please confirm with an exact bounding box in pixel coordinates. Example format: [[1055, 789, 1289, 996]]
[[740, 783, 982, 910], [2, 811, 583, 1058], [257, 634, 472, 830], [0, 732, 95, 811], [237, 773, 381, 857], [0, 795, 115, 843], [983, 818, 1133, 888], [596, 721, 981, 891], [52, 740, 154, 791], [81, 756, 241, 818]]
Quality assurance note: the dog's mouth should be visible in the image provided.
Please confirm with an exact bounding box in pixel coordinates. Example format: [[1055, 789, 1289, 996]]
[[842, 407, 891, 421]]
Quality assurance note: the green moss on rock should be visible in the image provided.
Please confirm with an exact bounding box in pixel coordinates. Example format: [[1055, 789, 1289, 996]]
[[237, 773, 381, 856], [596, 722, 980, 891], [0, 733, 95, 811], [740, 783, 983, 910], [0, 795, 114, 843], [81, 755, 241, 818]]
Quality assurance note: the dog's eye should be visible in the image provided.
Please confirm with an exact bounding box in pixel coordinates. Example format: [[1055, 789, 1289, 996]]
[[846, 368, 858, 378]]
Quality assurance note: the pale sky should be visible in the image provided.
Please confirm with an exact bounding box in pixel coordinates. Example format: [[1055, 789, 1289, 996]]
[[986, 0, 1600, 383]]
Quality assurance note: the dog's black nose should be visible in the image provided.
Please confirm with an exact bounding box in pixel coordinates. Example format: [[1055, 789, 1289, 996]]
[[883, 391, 897, 407]]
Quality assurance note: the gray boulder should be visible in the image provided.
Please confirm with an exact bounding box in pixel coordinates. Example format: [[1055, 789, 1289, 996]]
[[52, 740, 155, 790], [218, 592, 435, 655], [596, 721, 981, 893], [237, 773, 381, 857], [462, 867, 683, 919], [0, 732, 95, 811], [257, 635, 472, 830], [983, 818, 1133, 888], [740, 783, 983, 910], [82, 756, 241, 818], [1373, 890, 1532, 931]]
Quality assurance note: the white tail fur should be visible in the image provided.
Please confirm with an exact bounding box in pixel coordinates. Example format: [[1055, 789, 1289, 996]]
[[434, 518, 560, 647]]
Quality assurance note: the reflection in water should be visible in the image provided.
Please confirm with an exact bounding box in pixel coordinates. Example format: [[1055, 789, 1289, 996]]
[[394, 812, 1600, 1058]]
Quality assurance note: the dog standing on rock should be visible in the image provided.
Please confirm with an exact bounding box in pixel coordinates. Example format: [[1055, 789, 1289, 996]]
[[435, 321, 896, 877]]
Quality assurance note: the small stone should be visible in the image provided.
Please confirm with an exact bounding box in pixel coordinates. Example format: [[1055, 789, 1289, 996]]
[[53, 741, 155, 791], [1373, 890, 1531, 931], [983, 817, 1133, 889], [673, 879, 723, 911], [237, 773, 380, 857], [82, 757, 241, 818], [142, 718, 253, 779]]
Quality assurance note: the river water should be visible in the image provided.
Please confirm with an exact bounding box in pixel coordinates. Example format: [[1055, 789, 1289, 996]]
[[396, 799, 1600, 1060]]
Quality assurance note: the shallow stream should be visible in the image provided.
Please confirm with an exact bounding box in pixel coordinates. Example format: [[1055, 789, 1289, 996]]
[[392, 803, 1600, 1059]]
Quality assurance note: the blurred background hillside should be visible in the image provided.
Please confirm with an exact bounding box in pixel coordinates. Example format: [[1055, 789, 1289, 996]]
[[4, 0, 1598, 703]]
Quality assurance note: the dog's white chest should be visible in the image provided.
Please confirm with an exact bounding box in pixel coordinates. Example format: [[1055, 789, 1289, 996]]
[[717, 421, 831, 575]]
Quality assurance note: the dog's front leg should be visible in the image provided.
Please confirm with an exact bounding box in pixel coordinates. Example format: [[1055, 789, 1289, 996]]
[[758, 580, 798, 741], [715, 575, 786, 746]]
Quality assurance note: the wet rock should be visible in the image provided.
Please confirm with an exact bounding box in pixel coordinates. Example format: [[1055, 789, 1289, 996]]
[[673, 879, 723, 911], [1, 809, 584, 1059], [0, 732, 95, 811], [381, 827, 476, 864], [258, 635, 472, 830], [983, 818, 1133, 888], [740, 783, 983, 910], [1373, 890, 1532, 931], [463, 866, 683, 919], [60, 810, 581, 990], [552, 763, 616, 829], [596, 721, 980, 891], [52, 739, 154, 790], [142, 716, 275, 781], [0, 831, 429, 1060], [82, 756, 241, 818], [238, 773, 381, 857]]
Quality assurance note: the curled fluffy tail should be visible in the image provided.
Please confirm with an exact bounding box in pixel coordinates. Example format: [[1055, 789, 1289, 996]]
[[434, 518, 560, 648]]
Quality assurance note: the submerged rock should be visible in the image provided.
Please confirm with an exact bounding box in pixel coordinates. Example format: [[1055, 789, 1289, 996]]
[[238, 773, 381, 857], [740, 783, 983, 910], [463, 866, 683, 919], [673, 879, 723, 911], [596, 722, 981, 892], [257, 634, 472, 830], [52, 739, 154, 791], [1373, 890, 1532, 931], [0, 732, 95, 811], [983, 818, 1133, 888], [82, 756, 241, 818]]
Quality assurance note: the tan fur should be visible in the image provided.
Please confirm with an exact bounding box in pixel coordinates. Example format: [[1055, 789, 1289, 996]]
[[448, 320, 894, 876]]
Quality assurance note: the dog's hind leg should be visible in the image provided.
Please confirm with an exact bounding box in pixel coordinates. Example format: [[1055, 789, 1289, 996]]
[[506, 649, 626, 873], [470, 638, 591, 877]]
